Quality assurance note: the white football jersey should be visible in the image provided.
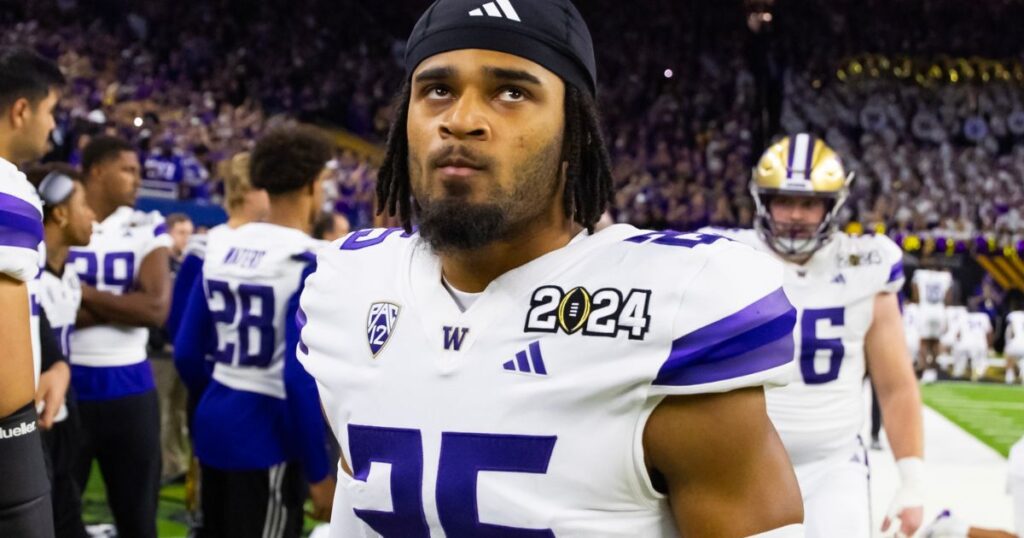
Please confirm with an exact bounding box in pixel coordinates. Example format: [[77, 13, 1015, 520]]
[[203, 223, 322, 399], [0, 157, 45, 385], [913, 269, 952, 310], [902, 302, 920, 352], [1006, 311, 1024, 343], [299, 225, 797, 537], [959, 312, 991, 349], [183, 223, 231, 261], [942, 306, 968, 342], [68, 206, 172, 366], [703, 228, 905, 464], [39, 268, 82, 358]]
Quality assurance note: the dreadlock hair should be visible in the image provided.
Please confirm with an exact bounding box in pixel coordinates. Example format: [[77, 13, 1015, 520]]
[[376, 82, 614, 233]]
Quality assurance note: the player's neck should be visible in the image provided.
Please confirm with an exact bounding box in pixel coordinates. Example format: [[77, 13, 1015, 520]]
[[45, 233, 69, 274], [85, 189, 120, 223], [0, 134, 25, 166], [264, 196, 311, 235], [440, 217, 581, 293]]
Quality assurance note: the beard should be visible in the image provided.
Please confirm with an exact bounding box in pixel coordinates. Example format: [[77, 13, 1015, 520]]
[[412, 141, 563, 254], [417, 198, 509, 253]]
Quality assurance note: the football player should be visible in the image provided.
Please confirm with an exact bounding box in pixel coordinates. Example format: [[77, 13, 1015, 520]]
[[1005, 309, 1024, 385], [0, 46, 64, 538], [913, 267, 954, 380], [704, 134, 925, 537], [298, 1, 803, 536], [30, 164, 94, 538], [68, 135, 171, 538], [165, 151, 268, 340], [173, 126, 334, 537], [953, 310, 992, 381]]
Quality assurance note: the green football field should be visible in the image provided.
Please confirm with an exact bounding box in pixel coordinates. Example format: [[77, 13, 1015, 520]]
[[922, 381, 1024, 457]]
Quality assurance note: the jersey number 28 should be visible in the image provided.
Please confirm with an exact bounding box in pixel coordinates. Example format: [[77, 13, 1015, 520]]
[[205, 279, 275, 367]]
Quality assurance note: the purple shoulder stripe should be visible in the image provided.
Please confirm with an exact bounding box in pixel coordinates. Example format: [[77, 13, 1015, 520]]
[[654, 287, 796, 387], [0, 192, 43, 250], [887, 260, 904, 283], [153, 222, 168, 237]]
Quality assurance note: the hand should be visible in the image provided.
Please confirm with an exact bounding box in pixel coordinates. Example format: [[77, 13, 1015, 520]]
[[308, 476, 336, 521], [35, 361, 70, 430], [882, 503, 924, 538]]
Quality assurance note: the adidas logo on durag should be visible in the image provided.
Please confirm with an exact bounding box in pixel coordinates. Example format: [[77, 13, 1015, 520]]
[[503, 341, 547, 375], [469, 0, 521, 21]]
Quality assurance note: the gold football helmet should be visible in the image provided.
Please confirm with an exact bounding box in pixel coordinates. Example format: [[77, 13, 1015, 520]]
[[750, 134, 853, 260]]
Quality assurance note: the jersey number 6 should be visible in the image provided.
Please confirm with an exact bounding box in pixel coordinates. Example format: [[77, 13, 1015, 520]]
[[800, 307, 845, 384]]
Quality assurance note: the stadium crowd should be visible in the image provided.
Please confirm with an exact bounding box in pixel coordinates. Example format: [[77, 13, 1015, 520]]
[[8, 0, 1024, 242]]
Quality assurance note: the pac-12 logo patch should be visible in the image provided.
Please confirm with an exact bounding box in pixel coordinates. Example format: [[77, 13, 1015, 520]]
[[367, 302, 400, 357]]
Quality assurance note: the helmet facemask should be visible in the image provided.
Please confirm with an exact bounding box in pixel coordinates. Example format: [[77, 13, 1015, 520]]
[[751, 183, 851, 263], [750, 133, 854, 263]]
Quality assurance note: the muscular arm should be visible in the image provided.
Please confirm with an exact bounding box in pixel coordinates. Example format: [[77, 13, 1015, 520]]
[[866, 292, 925, 535], [0, 275, 35, 416], [866, 292, 924, 461], [644, 387, 803, 536], [79, 247, 171, 327]]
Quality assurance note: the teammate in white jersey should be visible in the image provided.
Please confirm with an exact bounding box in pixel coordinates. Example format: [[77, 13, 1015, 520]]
[[705, 134, 925, 537], [904, 302, 922, 363], [29, 164, 94, 537], [952, 311, 992, 380], [0, 46, 65, 537], [300, 2, 803, 536], [913, 268, 953, 377], [1004, 310, 1024, 384], [166, 151, 268, 340], [174, 126, 335, 536], [941, 305, 969, 365], [68, 136, 171, 538]]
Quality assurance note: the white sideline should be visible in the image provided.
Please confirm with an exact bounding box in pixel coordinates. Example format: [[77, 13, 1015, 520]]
[[867, 401, 1014, 536]]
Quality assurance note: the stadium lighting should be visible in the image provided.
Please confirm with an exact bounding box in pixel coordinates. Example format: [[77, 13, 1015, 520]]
[[133, 116, 143, 127], [664, 69, 673, 79]]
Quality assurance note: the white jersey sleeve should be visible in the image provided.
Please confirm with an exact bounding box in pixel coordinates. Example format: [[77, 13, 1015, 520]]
[[138, 210, 173, 255], [0, 162, 44, 282], [652, 238, 797, 396], [875, 234, 906, 294]]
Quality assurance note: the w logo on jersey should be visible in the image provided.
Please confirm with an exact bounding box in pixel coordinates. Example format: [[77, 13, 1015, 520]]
[[367, 302, 400, 357]]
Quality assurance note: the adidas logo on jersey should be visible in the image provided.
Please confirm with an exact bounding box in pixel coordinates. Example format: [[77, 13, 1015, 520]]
[[832, 273, 846, 284], [503, 341, 547, 375], [468, 0, 521, 21], [0, 420, 36, 440]]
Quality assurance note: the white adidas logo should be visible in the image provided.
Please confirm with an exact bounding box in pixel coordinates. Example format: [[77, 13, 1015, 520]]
[[469, 0, 521, 22]]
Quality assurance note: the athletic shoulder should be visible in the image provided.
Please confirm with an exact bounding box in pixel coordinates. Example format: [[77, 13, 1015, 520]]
[[636, 229, 796, 395], [0, 165, 43, 281], [697, 226, 764, 250], [314, 227, 418, 275], [839, 232, 905, 292]]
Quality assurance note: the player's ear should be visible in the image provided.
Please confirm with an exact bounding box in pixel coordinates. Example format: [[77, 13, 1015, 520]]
[[51, 204, 69, 229]]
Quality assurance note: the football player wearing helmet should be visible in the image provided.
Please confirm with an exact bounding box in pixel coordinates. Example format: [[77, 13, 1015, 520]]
[[706, 134, 925, 537]]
